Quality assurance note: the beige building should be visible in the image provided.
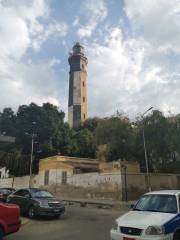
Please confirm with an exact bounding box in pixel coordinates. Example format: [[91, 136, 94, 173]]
[[38, 155, 140, 186], [68, 42, 88, 128], [39, 155, 99, 186], [99, 160, 140, 173]]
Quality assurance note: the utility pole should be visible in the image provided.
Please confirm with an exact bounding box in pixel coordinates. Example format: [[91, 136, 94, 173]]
[[141, 107, 153, 192], [121, 164, 128, 202], [26, 121, 36, 188], [29, 133, 34, 188]]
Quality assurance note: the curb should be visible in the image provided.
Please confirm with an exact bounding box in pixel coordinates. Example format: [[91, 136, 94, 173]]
[[21, 217, 29, 226], [62, 199, 135, 210]]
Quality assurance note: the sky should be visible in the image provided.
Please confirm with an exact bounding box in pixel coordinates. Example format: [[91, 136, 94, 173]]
[[1, 0, 180, 120]]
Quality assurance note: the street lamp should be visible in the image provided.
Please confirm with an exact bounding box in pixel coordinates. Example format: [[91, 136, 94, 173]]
[[141, 107, 153, 192], [25, 121, 36, 188]]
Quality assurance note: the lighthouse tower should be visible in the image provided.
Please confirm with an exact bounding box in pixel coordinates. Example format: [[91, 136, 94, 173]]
[[68, 42, 88, 128]]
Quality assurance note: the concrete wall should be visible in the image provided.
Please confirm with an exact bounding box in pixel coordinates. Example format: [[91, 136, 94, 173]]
[[39, 169, 119, 184], [0, 172, 180, 201], [39, 171, 122, 200], [0, 175, 39, 189], [122, 173, 180, 200], [69, 172, 121, 188], [43, 172, 122, 200], [39, 169, 73, 186], [39, 170, 121, 188], [0, 178, 13, 188]]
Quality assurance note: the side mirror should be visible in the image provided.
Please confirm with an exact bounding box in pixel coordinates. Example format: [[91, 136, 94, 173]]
[[130, 204, 135, 209]]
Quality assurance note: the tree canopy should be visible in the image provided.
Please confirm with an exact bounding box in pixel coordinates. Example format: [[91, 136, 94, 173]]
[[0, 103, 180, 175]]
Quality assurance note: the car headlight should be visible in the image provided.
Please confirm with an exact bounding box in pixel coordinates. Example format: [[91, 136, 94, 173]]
[[112, 221, 119, 231], [145, 226, 165, 235]]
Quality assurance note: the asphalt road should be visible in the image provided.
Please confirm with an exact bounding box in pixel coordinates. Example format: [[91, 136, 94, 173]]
[[7, 205, 126, 240]]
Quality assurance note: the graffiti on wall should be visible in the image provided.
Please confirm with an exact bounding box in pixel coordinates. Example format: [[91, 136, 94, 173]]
[[0, 167, 9, 179]]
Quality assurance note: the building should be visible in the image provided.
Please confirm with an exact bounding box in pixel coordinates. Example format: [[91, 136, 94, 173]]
[[68, 42, 88, 128], [39, 155, 99, 186], [38, 155, 140, 186]]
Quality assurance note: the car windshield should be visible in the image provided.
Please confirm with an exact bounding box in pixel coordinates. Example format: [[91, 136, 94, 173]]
[[134, 194, 177, 214], [31, 190, 53, 198]]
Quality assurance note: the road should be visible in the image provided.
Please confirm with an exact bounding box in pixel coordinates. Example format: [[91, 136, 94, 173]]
[[7, 205, 126, 240]]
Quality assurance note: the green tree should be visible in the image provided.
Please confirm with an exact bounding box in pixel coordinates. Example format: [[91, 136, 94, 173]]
[[0, 108, 16, 136], [95, 117, 135, 162], [135, 110, 172, 172], [70, 129, 96, 158]]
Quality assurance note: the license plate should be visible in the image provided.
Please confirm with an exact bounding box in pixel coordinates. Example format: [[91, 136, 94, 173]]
[[54, 209, 60, 213], [123, 238, 135, 240]]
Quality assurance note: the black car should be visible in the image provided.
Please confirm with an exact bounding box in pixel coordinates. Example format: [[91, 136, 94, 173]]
[[0, 187, 16, 202], [7, 188, 65, 219]]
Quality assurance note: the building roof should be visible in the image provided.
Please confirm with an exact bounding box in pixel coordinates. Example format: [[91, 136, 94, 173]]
[[40, 155, 99, 171], [40, 155, 99, 164]]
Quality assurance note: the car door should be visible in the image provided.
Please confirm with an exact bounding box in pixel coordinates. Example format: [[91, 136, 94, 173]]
[[19, 190, 32, 214], [8, 189, 25, 213], [9, 189, 30, 214]]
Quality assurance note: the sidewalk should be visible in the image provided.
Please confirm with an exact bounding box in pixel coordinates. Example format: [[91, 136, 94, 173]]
[[21, 217, 29, 225], [61, 197, 135, 209]]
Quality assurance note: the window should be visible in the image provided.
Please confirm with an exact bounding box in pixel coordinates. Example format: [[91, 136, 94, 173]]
[[21, 190, 31, 198], [14, 190, 25, 196], [44, 170, 49, 185], [83, 97, 85, 102], [82, 81, 85, 87], [82, 64, 84, 69], [31, 190, 53, 198], [62, 171, 67, 184], [14, 189, 30, 198], [84, 114, 86, 119], [178, 195, 180, 209]]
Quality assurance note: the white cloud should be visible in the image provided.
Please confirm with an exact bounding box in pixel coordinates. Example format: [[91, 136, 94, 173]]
[[32, 22, 68, 51], [87, 27, 145, 117], [0, 0, 68, 112], [81, 0, 180, 118], [1, 0, 180, 120], [87, 25, 180, 118], [77, 0, 107, 38], [0, 58, 65, 111], [0, 5, 30, 59], [125, 0, 180, 52], [72, 16, 79, 27]]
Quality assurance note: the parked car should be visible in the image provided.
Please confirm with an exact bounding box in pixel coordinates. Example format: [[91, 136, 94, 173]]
[[0, 188, 15, 203], [110, 190, 180, 240], [7, 188, 65, 219], [0, 202, 21, 238]]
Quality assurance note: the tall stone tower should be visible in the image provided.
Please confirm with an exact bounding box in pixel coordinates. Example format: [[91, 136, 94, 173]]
[[68, 42, 88, 128]]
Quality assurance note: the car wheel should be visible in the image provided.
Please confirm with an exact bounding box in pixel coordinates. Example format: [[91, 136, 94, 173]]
[[28, 206, 36, 219], [174, 231, 180, 240], [0, 227, 4, 239]]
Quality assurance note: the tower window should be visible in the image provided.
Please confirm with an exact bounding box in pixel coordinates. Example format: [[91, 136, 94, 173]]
[[82, 81, 85, 87], [84, 114, 86, 119], [83, 97, 85, 102]]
